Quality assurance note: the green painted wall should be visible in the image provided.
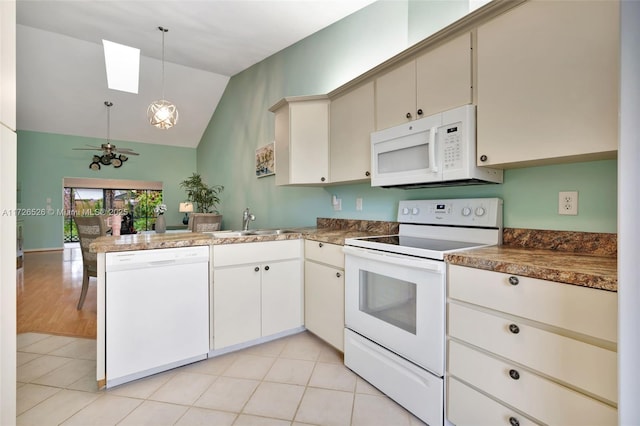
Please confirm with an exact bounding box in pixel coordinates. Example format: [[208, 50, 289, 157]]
[[197, 1, 617, 234], [17, 130, 197, 250]]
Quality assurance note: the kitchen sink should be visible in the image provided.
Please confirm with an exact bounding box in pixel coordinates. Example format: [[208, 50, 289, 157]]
[[252, 229, 297, 235], [210, 229, 297, 238], [210, 230, 257, 238]]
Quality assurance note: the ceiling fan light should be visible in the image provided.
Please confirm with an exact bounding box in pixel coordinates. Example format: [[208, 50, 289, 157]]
[[147, 99, 179, 129]]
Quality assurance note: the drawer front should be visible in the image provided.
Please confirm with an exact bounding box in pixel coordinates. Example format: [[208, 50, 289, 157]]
[[448, 340, 617, 426], [448, 302, 617, 403], [304, 240, 344, 268], [213, 240, 301, 267], [447, 377, 540, 426], [448, 264, 617, 343]]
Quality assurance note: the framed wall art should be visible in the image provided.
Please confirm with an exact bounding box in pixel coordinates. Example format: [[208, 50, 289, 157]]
[[255, 142, 275, 178]]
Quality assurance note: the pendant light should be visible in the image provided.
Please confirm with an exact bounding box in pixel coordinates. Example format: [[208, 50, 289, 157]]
[[147, 26, 178, 129]]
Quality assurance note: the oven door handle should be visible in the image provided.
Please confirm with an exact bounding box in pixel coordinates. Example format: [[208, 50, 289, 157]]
[[343, 246, 444, 273]]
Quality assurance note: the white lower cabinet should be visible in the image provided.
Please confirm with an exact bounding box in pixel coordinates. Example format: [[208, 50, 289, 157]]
[[446, 264, 618, 425], [213, 265, 262, 349], [448, 377, 539, 426], [213, 240, 303, 350], [304, 240, 344, 351]]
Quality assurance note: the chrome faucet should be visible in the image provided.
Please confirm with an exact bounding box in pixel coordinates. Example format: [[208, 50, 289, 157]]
[[242, 208, 256, 231]]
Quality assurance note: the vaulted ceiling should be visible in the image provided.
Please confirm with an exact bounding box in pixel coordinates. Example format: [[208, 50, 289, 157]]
[[16, 0, 377, 148]]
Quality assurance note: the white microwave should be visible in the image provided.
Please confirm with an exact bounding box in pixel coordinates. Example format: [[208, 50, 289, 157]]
[[371, 105, 503, 188]]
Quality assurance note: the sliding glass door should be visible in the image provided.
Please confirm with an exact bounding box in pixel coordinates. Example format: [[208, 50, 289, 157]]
[[63, 187, 163, 243]]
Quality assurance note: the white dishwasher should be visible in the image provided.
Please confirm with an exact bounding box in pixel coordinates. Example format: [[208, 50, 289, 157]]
[[105, 246, 209, 387]]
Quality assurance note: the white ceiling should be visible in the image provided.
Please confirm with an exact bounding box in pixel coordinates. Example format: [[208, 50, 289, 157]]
[[16, 0, 378, 148]]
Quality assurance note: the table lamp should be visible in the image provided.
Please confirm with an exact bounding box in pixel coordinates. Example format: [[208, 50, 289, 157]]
[[179, 202, 193, 225]]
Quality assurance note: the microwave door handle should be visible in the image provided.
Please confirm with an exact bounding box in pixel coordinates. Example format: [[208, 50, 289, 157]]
[[428, 127, 438, 172]]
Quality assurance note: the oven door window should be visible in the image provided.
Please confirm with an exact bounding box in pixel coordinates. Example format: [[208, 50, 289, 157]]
[[359, 271, 416, 335]]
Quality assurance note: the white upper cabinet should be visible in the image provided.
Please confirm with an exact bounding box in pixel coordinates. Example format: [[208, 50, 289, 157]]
[[270, 96, 330, 186], [416, 32, 472, 118], [476, 0, 619, 168], [375, 60, 416, 130], [0, 0, 16, 131], [329, 81, 375, 183], [375, 32, 472, 131]]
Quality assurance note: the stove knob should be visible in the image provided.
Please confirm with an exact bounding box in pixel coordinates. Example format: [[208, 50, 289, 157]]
[[461, 207, 472, 216], [411, 208, 419, 215], [475, 207, 486, 217], [402, 207, 410, 215]]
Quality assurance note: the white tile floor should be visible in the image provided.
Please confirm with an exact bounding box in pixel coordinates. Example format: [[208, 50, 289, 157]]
[[17, 331, 426, 426]]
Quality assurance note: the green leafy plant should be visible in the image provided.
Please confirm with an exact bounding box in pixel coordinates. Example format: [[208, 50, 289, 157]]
[[179, 173, 224, 213]]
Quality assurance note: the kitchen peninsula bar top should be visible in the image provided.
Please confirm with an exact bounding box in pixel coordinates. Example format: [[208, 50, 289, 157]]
[[90, 218, 401, 253]]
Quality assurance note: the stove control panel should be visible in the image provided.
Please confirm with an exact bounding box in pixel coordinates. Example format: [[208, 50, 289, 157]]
[[397, 198, 503, 228]]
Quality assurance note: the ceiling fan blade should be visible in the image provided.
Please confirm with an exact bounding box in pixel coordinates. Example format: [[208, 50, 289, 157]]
[[72, 148, 101, 151], [85, 144, 102, 149], [123, 152, 140, 156]]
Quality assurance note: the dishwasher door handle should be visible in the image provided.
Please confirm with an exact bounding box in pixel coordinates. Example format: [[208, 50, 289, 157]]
[[146, 259, 177, 267]]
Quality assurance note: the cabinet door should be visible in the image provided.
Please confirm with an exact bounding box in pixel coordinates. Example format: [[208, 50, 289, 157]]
[[213, 265, 261, 349], [262, 259, 303, 336], [476, 0, 619, 167], [289, 100, 330, 184], [375, 60, 416, 130], [273, 98, 330, 186], [304, 260, 344, 351], [330, 81, 375, 183], [416, 32, 472, 118]]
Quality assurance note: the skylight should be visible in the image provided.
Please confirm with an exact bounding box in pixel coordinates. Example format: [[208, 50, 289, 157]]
[[102, 40, 140, 94]]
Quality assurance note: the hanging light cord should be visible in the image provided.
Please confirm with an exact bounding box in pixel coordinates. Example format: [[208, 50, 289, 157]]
[[159, 26, 168, 101]]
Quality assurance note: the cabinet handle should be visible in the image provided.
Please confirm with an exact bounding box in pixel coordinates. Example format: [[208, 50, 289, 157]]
[[319, 242, 324, 248], [264, 265, 270, 271], [509, 369, 520, 380], [509, 324, 520, 334], [509, 417, 520, 426], [254, 266, 260, 272], [405, 112, 412, 119], [320, 177, 326, 182], [365, 171, 370, 177], [480, 154, 488, 162], [508, 276, 519, 286], [336, 272, 342, 278], [417, 108, 423, 116]]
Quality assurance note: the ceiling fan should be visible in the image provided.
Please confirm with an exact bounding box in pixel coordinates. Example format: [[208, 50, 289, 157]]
[[73, 101, 140, 170]]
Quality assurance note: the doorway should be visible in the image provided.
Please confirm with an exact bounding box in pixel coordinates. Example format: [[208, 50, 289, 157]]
[[62, 182, 163, 246]]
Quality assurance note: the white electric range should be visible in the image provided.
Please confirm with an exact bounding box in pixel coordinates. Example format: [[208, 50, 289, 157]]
[[343, 198, 503, 425]]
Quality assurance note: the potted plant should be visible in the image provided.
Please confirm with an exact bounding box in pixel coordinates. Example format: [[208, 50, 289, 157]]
[[179, 173, 224, 213], [180, 173, 224, 232]]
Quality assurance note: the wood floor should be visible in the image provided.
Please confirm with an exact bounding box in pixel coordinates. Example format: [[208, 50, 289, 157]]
[[17, 245, 97, 338]]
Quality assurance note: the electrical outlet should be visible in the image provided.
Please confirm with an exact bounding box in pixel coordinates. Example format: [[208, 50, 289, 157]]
[[356, 198, 363, 211], [333, 198, 342, 211], [558, 191, 578, 215]]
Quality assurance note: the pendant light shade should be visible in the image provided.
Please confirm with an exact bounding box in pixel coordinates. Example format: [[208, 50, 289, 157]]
[[148, 26, 178, 129], [147, 99, 179, 129]]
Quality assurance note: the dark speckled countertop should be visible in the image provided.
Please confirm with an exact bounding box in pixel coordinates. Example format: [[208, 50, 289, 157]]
[[91, 221, 617, 293], [445, 228, 618, 292], [90, 218, 395, 253]]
